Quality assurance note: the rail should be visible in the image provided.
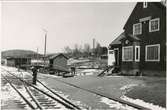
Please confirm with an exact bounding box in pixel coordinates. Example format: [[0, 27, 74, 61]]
[[1, 68, 80, 110], [51, 78, 151, 110], [1, 74, 36, 109], [2, 67, 151, 110]]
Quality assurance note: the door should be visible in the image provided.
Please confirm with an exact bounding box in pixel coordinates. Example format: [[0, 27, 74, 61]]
[[114, 48, 119, 66], [108, 50, 115, 66]]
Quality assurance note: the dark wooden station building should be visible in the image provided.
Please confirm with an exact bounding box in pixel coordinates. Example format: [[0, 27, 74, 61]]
[[108, 2, 166, 76]]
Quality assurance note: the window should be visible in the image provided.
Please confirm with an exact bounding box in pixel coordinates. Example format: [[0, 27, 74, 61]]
[[143, 2, 147, 8], [135, 46, 140, 62], [122, 46, 133, 61], [133, 23, 142, 35], [149, 18, 160, 32], [145, 44, 160, 61], [109, 50, 114, 54]]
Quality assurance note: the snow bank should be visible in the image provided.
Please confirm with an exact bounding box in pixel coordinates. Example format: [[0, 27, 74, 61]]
[[81, 69, 98, 73], [1, 66, 31, 77], [121, 96, 166, 110], [39, 73, 60, 78], [1, 83, 16, 106], [100, 97, 138, 110], [78, 69, 100, 76], [120, 84, 138, 91]]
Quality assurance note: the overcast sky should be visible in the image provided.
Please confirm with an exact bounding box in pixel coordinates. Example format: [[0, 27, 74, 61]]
[[1, 2, 136, 54]]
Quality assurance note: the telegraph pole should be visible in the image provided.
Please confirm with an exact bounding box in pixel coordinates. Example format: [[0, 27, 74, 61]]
[[36, 47, 39, 65], [42, 29, 47, 67], [93, 38, 95, 68], [93, 38, 95, 56]]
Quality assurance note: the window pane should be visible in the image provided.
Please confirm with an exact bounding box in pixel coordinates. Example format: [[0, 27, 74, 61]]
[[124, 47, 133, 61], [134, 23, 141, 35], [147, 45, 159, 60], [150, 19, 159, 31]]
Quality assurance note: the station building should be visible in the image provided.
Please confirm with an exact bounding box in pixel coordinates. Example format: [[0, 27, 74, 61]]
[[108, 2, 166, 76]]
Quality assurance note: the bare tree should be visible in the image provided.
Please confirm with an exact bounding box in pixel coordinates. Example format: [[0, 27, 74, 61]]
[[83, 43, 91, 57], [64, 46, 72, 54], [95, 42, 102, 57]]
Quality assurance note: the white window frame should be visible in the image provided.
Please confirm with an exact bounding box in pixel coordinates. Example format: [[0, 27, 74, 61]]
[[149, 18, 160, 32], [145, 44, 160, 62], [135, 46, 140, 62], [133, 23, 142, 35], [143, 2, 148, 8], [122, 46, 133, 62]]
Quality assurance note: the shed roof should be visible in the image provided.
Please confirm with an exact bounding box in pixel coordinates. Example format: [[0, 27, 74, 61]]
[[49, 53, 68, 60], [120, 34, 140, 41], [110, 32, 125, 46]]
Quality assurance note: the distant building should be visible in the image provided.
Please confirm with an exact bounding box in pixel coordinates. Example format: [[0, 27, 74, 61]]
[[5, 56, 31, 67], [1, 49, 41, 67], [108, 2, 166, 76], [49, 53, 69, 72]]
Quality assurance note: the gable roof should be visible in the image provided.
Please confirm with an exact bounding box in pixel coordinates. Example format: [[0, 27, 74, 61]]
[[123, 2, 166, 29], [49, 53, 68, 60], [109, 32, 125, 46]]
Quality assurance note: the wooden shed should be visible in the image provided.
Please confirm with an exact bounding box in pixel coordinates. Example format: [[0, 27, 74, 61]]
[[49, 53, 69, 72], [5, 56, 31, 67], [108, 2, 166, 76]]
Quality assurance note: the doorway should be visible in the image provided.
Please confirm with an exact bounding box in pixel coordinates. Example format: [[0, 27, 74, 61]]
[[114, 48, 119, 66]]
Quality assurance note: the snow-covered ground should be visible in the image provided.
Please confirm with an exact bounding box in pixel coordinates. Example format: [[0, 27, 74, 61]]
[[121, 96, 166, 110], [77, 69, 101, 76], [100, 97, 138, 110], [1, 66, 69, 110], [100, 93, 166, 110], [1, 66, 30, 77], [1, 66, 165, 110], [67, 58, 90, 66], [119, 83, 166, 110], [1, 83, 31, 109], [120, 84, 139, 91]]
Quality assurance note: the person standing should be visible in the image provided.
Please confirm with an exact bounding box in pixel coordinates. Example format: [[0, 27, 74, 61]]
[[32, 66, 38, 85], [71, 66, 76, 76]]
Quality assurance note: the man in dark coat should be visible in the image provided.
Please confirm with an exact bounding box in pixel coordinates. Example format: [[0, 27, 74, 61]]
[[31, 66, 38, 85], [71, 66, 76, 76]]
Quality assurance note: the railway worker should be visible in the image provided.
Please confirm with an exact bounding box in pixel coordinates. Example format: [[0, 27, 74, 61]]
[[31, 66, 38, 85], [71, 66, 76, 76]]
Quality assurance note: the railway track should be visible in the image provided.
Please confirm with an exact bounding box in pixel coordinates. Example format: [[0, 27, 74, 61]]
[[1, 67, 151, 110], [49, 78, 151, 110], [1, 68, 81, 110]]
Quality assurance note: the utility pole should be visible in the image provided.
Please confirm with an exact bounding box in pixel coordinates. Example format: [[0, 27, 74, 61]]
[[36, 47, 39, 65], [42, 28, 47, 67], [93, 38, 95, 68], [93, 38, 95, 57]]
